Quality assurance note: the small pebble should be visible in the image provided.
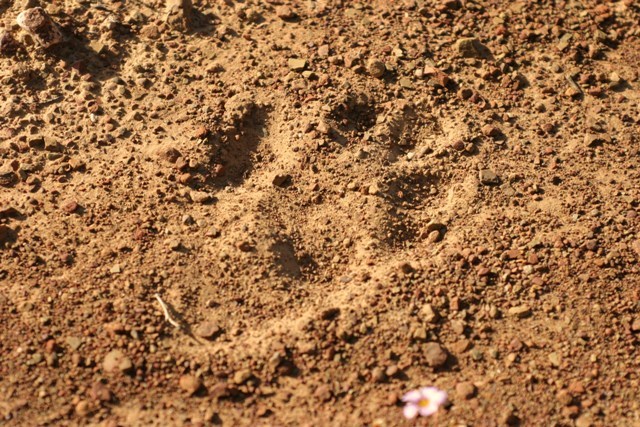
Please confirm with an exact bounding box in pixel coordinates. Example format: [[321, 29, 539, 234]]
[[456, 382, 477, 400], [275, 5, 295, 20], [62, 201, 79, 214], [103, 350, 133, 374], [508, 305, 531, 318], [179, 374, 203, 396], [195, 321, 221, 339], [424, 342, 448, 368], [479, 169, 500, 185], [367, 59, 386, 78], [17, 8, 63, 48], [288, 58, 307, 71]]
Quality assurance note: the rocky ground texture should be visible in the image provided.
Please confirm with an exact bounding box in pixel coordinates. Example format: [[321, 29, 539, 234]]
[[1, 0, 640, 426]]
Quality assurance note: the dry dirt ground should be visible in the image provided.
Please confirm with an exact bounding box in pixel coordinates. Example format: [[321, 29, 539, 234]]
[[1, 0, 640, 426]]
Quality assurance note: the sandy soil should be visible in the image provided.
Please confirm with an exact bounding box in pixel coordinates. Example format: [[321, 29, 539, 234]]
[[1, 0, 640, 426]]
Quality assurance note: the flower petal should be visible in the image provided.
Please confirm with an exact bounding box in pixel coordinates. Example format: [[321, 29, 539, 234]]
[[403, 403, 419, 420], [418, 403, 438, 417], [401, 390, 422, 403], [433, 390, 448, 406], [419, 386, 438, 396], [420, 387, 448, 405]]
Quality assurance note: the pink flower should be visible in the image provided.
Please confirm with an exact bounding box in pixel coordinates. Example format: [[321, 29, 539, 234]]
[[402, 387, 448, 419]]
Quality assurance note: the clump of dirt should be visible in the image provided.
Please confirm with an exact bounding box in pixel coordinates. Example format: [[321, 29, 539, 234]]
[[1, 0, 640, 426]]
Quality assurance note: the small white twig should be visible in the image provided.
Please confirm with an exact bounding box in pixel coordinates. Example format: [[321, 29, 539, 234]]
[[154, 293, 182, 330]]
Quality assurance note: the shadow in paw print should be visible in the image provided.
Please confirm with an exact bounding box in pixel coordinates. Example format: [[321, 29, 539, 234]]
[[210, 106, 269, 188], [0, 225, 18, 249], [384, 170, 441, 209], [328, 90, 377, 136], [375, 170, 444, 248], [270, 238, 302, 279]]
